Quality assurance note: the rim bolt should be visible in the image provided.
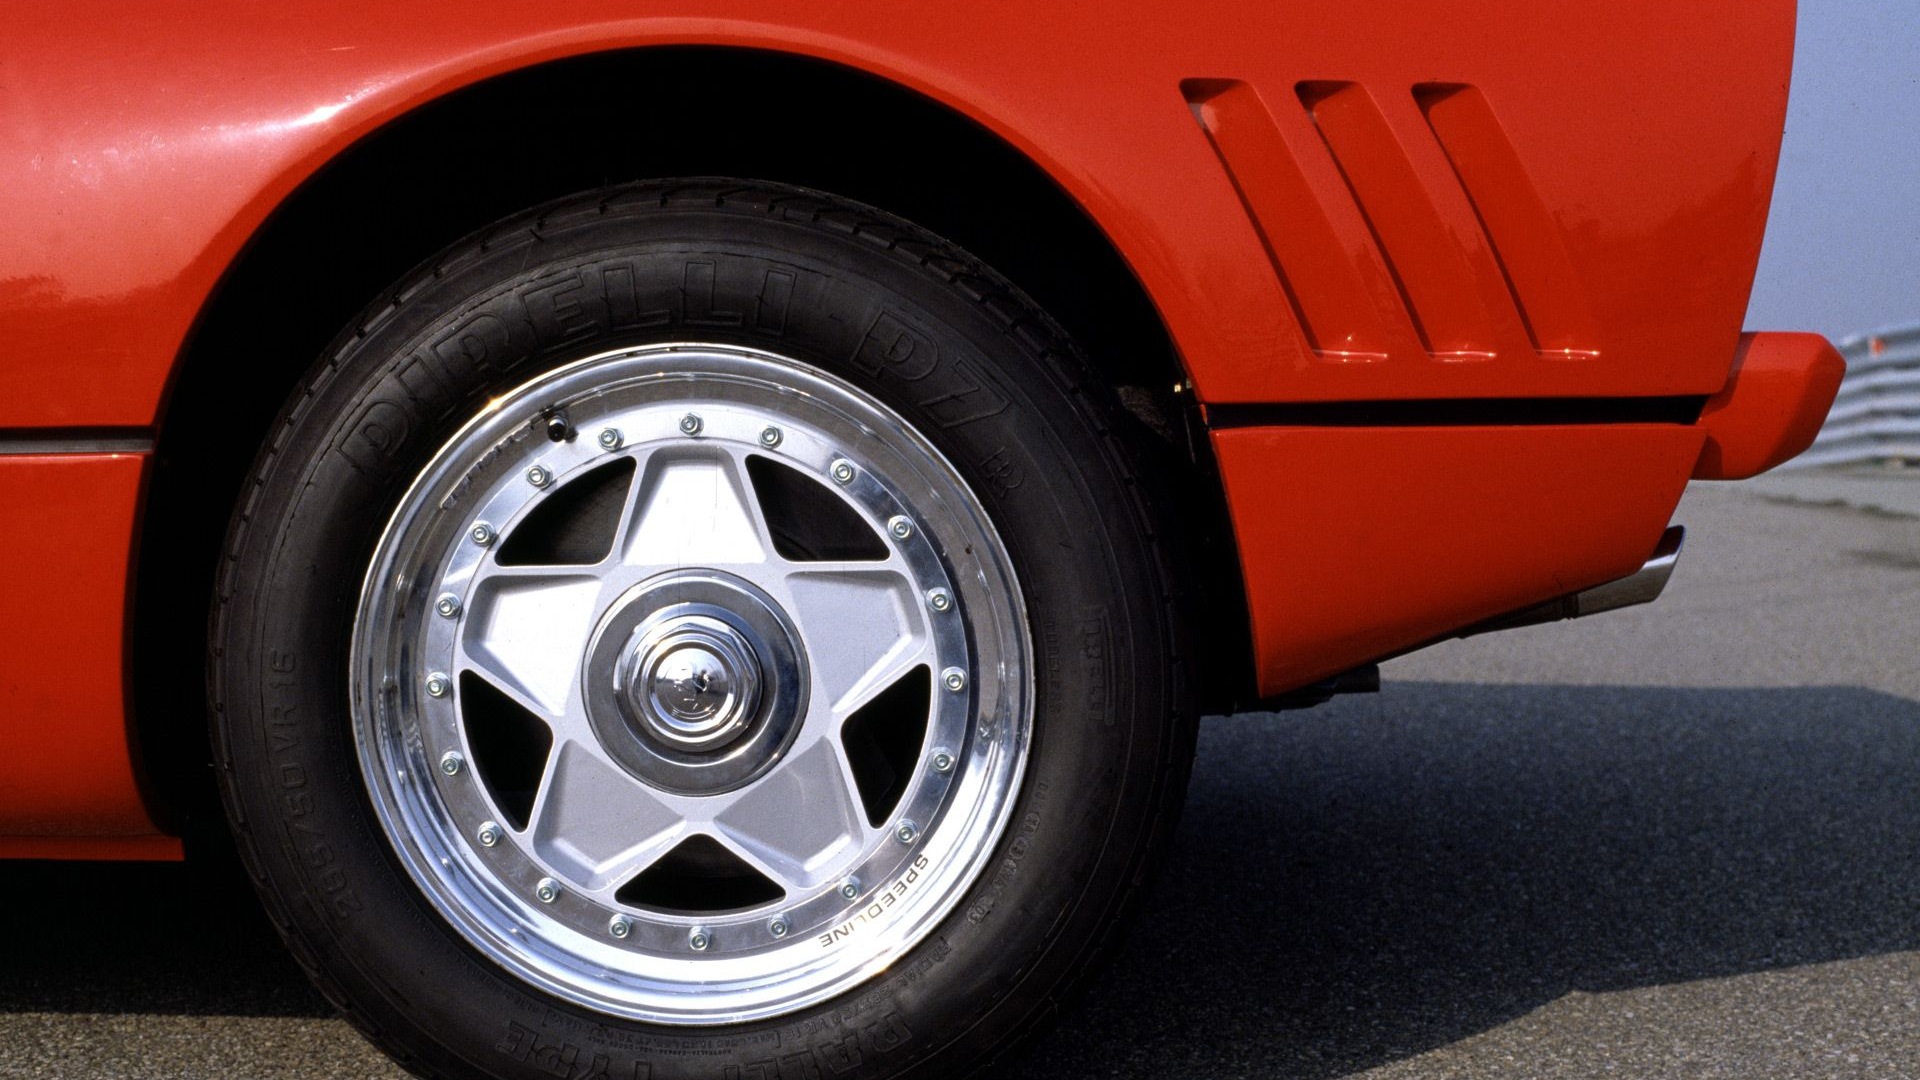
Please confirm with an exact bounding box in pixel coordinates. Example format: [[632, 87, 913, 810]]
[[839, 878, 861, 900], [435, 594, 461, 618], [688, 927, 712, 951], [931, 749, 955, 773], [888, 515, 913, 540], [679, 413, 703, 436], [608, 915, 632, 939], [597, 427, 623, 450], [942, 668, 967, 693], [438, 750, 464, 776], [830, 459, 856, 485], [768, 916, 790, 938], [477, 821, 502, 847], [895, 820, 919, 844], [425, 672, 451, 698], [526, 465, 552, 488], [470, 522, 495, 546], [759, 426, 783, 448], [535, 877, 560, 904], [927, 588, 952, 612]]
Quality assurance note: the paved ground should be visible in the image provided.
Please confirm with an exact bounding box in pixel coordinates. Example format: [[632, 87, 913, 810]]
[[1746, 464, 1920, 519], [4, 478, 1918, 1078]]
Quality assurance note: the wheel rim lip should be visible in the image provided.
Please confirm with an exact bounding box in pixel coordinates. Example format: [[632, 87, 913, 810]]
[[349, 342, 1033, 1024]]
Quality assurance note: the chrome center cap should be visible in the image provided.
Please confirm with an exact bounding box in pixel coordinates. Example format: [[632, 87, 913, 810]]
[[586, 572, 806, 794], [616, 615, 763, 752], [652, 645, 730, 723]]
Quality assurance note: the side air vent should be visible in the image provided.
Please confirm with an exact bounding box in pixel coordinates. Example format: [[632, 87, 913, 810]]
[[1182, 77, 1600, 367]]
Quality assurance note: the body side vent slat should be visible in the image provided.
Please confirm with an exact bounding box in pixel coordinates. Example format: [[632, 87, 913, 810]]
[[1183, 78, 1405, 363], [1416, 83, 1601, 361], [1296, 80, 1501, 362]]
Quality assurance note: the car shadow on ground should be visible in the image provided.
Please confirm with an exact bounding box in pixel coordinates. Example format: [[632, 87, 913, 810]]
[[1011, 681, 1920, 1077], [5, 681, 1919, 1077]]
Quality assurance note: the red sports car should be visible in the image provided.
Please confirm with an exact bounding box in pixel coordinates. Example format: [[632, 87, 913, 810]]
[[0, 2, 1843, 1076]]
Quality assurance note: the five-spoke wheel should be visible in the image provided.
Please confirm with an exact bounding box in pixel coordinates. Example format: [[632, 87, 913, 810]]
[[354, 344, 1030, 1022]]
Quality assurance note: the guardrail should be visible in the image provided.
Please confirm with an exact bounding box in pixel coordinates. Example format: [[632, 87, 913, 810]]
[[1784, 323, 1920, 469]]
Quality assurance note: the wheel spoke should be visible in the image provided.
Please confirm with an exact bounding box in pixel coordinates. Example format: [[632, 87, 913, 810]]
[[458, 572, 602, 718], [784, 567, 932, 715], [777, 558, 910, 576], [710, 737, 870, 891], [618, 446, 772, 568], [603, 449, 650, 564], [525, 739, 687, 895]]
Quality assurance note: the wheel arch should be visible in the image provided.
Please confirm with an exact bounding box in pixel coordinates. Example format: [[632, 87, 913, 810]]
[[136, 45, 1250, 829]]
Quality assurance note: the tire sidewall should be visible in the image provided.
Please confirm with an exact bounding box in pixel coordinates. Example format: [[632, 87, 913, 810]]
[[215, 188, 1183, 1079]]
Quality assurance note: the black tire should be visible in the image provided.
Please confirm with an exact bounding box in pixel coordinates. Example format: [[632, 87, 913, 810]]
[[211, 179, 1195, 1079]]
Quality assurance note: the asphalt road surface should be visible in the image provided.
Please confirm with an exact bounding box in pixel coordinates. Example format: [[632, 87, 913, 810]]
[[6, 479, 1918, 1079]]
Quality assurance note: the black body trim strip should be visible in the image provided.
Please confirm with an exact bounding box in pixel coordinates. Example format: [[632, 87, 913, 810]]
[[0, 427, 156, 455], [1206, 395, 1707, 430]]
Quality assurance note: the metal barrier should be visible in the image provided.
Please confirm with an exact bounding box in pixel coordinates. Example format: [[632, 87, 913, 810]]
[[1784, 323, 1920, 469]]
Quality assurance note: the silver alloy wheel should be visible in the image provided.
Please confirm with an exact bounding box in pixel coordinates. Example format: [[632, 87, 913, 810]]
[[350, 343, 1032, 1024]]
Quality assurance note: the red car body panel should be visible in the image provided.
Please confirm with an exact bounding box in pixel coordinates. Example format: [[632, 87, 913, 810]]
[[0, 454, 180, 859], [1216, 425, 1706, 693], [0, 0, 1826, 852], [2, 0, 1799, 424], [1695, 332, 1849, 481]]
